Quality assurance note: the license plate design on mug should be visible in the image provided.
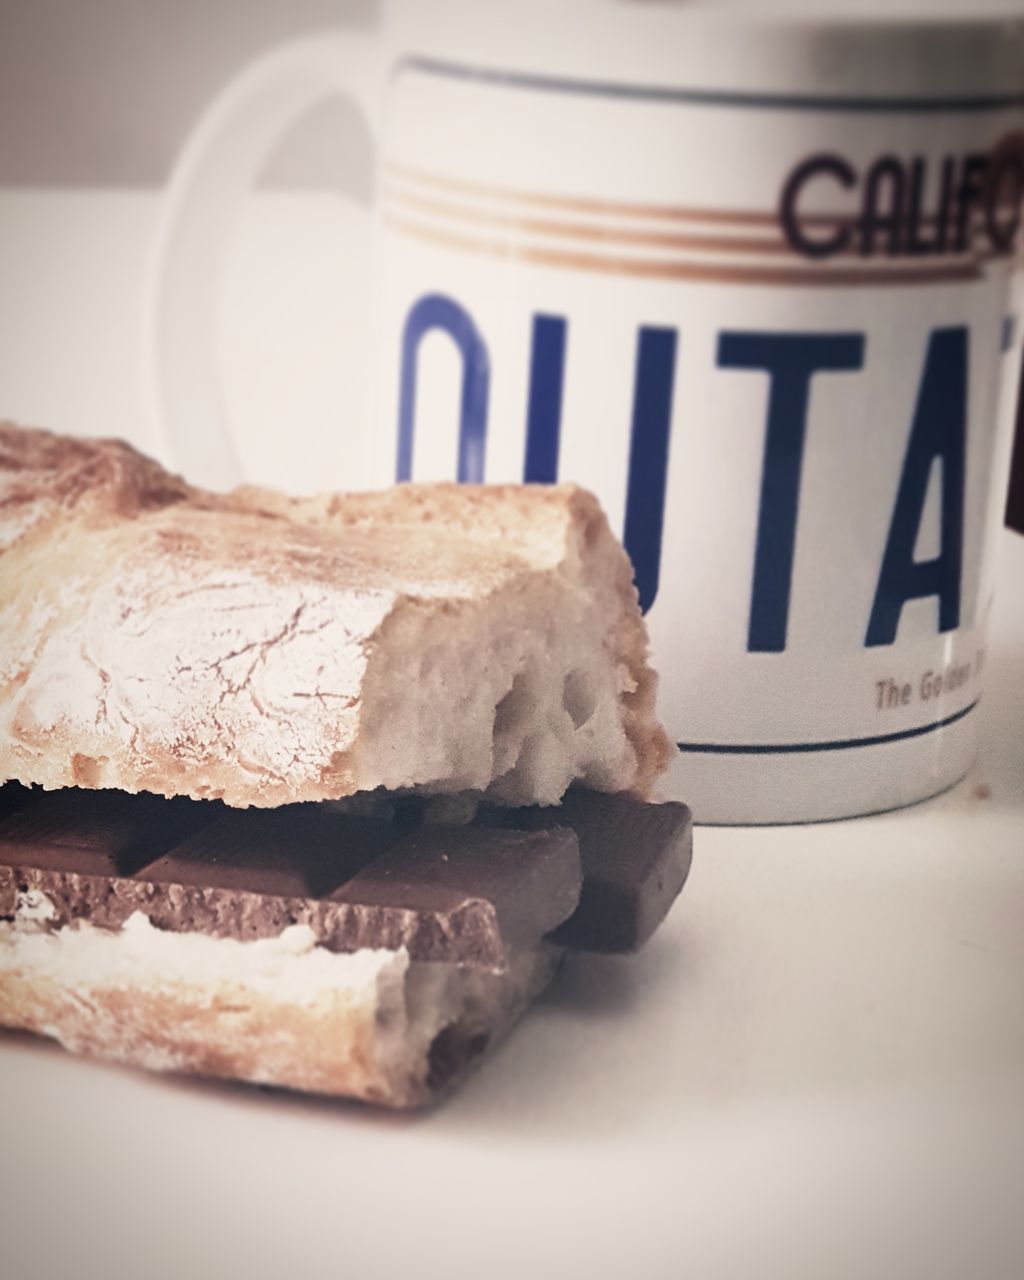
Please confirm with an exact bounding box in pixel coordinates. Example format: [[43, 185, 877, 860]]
[[377, 58, 1024, 821]]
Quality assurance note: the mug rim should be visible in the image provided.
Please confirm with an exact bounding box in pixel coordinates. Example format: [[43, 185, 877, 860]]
[[390, 0, 1024, 36], [391, 2, 1024, 100]]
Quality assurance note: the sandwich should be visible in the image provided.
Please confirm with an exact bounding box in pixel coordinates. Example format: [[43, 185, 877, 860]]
[[0, 423, 692, 1107]]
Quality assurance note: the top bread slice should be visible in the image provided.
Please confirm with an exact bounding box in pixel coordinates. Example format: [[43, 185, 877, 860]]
[[0, 424, 672, 809]]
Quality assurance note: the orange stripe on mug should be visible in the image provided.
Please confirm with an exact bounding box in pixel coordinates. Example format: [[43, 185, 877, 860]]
[[383, 212, 985, 286], [383, 158, 996, 232]]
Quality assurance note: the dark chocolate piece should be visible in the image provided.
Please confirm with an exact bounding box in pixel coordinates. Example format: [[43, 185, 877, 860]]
[[0, 786, 690, 961], [483, 792, 692, 952], [326, 824, 583, 962], [0, 788, 209, 873], [143, 805, 403, 897], [136, 809, 581, 966], [0, 792, 582, 968], [0, 789, 212, 920]]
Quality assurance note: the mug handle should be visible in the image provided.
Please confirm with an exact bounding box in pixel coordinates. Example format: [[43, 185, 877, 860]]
[[144, 32, 384, 489]]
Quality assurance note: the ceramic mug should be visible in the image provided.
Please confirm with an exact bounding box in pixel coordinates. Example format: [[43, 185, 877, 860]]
[[147, 0, 1024, 822]]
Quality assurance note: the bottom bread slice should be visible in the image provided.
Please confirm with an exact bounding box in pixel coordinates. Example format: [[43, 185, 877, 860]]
[[0, 907, 560, 1107]]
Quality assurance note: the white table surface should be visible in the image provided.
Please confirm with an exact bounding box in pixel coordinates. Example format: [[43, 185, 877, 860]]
[[0, 192, 1022, 1280]]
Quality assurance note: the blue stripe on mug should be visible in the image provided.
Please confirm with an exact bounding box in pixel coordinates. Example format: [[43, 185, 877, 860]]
[[677, 698, 978, 754]]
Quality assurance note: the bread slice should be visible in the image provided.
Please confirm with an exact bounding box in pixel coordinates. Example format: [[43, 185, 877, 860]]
[[0, 902, 559, 1107], [0, 424, 671, 809]]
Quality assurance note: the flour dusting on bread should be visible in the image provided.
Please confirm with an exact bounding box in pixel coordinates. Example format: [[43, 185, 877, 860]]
[[0, 423, 672, 808]]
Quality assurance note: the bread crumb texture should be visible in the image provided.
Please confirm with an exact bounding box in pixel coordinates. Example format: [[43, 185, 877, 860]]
[[0, 424, 671, 808]]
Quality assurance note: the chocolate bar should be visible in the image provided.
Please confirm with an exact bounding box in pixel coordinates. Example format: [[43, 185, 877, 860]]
[[481, 791, 693, 952], [0, 786, 691, 966]]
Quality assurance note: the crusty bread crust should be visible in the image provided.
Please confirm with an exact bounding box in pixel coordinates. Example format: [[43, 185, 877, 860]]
[[0, 908, 560, 1108], [0, 424, 672, 808]]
